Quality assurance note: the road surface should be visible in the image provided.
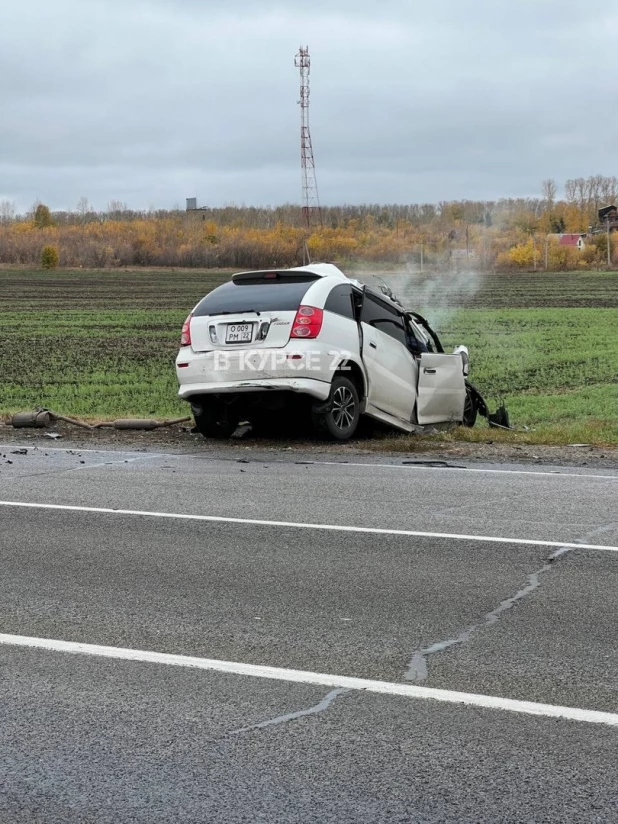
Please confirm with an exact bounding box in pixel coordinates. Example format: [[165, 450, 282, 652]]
[[1, 442, 617, 823]]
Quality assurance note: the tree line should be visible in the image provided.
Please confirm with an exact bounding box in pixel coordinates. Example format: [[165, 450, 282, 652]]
[[0, 176, 616, 271]]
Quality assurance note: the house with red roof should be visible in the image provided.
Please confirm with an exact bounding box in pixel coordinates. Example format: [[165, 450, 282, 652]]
[[548, 233, 586, 250]]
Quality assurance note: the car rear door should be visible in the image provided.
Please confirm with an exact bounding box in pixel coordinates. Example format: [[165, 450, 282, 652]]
[[416, 353, 466, 424], [189, 273, 319, 353], [360, 293, 417, 422]]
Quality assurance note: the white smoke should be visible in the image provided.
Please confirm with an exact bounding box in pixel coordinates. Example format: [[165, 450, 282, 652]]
[[352, 262, 483, 328]]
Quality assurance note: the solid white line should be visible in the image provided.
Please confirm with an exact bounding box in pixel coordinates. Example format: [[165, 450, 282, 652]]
[[1, 631, 617, 727], [1, 500, 618, 553], [302, 460, 618, 482], [66, 454, 163, 472]]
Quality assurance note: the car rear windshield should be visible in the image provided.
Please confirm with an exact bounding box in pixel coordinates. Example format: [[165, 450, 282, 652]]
[[193, 278, 317, 316]]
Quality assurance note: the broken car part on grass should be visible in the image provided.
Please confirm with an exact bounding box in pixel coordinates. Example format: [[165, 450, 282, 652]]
[[10, 409, 191, 432]]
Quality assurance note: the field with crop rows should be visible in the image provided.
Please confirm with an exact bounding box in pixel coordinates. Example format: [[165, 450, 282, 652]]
[[1, 267, 617, 443]]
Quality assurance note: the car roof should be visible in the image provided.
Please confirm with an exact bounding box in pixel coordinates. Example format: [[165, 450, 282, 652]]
[[288, 263, 346, 279], [364, 284, 405, 311]]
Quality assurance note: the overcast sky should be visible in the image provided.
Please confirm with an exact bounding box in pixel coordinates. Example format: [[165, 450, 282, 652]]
[[1, 0, 618, 211]]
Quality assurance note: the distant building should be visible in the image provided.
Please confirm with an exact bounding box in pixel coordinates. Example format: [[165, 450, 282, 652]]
[[185, 198, 211, 223], [451, 248, 477, 260], [548, 233, 586, 250], [598, 204, 617, 224], [590, 205, 618, 235]]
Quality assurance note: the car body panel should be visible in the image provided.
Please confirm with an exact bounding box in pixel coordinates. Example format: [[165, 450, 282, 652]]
[[416, 353, 466, 424], [178, 377, 331, 402], [360, 323, 417, 423], [190, 311, 297, 352]]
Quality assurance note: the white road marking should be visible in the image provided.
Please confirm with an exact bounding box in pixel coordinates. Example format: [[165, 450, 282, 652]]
[[2, 444, 617, 481], [300, 460, 618, 482], [1, 500, 618, 553], [66, 454, 163, 472], [1, 631, 617, 727]]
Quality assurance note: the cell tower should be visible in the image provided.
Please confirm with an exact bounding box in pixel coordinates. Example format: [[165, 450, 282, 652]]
[[294, 46, 322, 229]]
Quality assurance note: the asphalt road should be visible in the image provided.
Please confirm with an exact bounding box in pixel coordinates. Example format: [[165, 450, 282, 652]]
[[1, 442, 618, 823]]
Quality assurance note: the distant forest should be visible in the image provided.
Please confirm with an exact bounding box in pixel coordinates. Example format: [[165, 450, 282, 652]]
[[1, 176, 616, 270]]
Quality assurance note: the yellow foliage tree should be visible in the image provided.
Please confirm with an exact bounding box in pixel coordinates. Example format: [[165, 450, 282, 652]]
[[41, 245, 59, 269]]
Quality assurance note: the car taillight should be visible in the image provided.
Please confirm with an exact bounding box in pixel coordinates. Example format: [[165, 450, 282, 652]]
[[291, 306, 323, 339], [180, 313, 193, 347]]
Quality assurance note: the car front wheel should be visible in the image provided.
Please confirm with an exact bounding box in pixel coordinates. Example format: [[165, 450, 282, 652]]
[[312, 376, 360, 441]]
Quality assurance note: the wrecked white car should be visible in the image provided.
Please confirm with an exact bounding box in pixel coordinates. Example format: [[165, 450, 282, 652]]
[[176, 264, 487, 440]]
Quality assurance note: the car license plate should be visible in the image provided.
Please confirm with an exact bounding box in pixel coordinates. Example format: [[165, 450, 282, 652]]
[[226, 322, 253, 343]]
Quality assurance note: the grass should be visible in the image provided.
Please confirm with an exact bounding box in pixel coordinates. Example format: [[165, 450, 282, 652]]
[[1, 267, 617, 444]]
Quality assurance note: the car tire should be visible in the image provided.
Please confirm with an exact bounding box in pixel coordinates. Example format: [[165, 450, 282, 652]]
[[312, 376, 360, 441], [462, 385, 478, 428], [192, 400, 238, 439]]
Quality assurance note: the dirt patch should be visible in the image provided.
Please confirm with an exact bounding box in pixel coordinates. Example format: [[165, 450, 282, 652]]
[[2, 420, 617, 469]]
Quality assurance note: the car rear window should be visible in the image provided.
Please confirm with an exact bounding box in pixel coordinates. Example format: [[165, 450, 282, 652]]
[[193, 278, 317, 316]]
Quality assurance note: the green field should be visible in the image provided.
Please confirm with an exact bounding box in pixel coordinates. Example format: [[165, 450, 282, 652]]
[[1, 268, 617, 443]]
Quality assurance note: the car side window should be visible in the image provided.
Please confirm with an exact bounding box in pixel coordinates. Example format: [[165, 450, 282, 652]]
[[407, 319, 433, 354], [324, 284, 355, 319], [361, 294, 407, 346]]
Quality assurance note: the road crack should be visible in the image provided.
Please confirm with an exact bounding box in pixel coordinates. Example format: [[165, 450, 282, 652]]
[[404, 523, 617, 683], [229, 688, 349, 736]]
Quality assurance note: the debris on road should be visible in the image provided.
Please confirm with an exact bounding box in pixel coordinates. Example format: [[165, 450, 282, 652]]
[[402, 460, 466, 468]]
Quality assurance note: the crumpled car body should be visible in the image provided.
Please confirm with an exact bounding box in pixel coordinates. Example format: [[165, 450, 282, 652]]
[[176, 264, 490, 439]]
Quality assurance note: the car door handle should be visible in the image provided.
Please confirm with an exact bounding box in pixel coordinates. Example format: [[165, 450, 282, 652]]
[[423, 367, 437, 374], [369, 342, 377, 349]]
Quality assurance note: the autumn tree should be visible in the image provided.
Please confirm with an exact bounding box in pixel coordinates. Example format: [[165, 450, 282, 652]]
[[41, 245, 59, 269], [0, 200, 15, 224], [541, 179, 557, 209], [34, 203, 54, 228], [107, 200, 128, 219]]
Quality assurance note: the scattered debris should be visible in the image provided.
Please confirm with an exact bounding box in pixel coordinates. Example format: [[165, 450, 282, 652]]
[[487, 403, 511, 429], [11, 449, 28, 455], [402, 460, 466, 468], [45, 432, 62, 440], [231, 423, 253, 439]]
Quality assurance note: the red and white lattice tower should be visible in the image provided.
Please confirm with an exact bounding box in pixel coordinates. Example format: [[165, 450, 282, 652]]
[[294, 46, 322, 229]]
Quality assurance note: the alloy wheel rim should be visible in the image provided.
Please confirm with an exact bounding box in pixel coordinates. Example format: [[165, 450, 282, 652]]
[[332, 386, 356, 430]]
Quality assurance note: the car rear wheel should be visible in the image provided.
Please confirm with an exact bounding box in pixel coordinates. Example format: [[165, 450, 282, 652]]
[[312, 376, 360, 441], [191, 399, 239, 439]]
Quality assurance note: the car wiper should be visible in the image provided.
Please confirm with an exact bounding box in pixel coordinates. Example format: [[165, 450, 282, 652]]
[[215, 309, 262, 316]]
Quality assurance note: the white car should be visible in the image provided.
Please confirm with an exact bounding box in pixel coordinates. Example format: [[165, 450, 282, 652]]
[[176, 264, 481, 440]]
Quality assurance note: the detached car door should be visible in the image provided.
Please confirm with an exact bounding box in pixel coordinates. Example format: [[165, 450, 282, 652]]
[[360, 292, 417, 423], [416, 353, 466, 424]]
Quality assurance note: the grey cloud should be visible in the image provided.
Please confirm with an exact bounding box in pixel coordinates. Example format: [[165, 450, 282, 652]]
[[1, 0, 618, 209]]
